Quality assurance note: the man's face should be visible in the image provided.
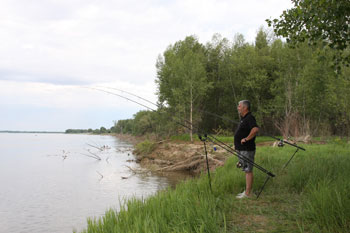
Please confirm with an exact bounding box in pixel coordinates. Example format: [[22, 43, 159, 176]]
[[237, 103, 243, 115], [237, 103, 246, 116]]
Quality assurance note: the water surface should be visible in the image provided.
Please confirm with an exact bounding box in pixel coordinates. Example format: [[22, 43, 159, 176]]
[[0, 133, 173, 233]]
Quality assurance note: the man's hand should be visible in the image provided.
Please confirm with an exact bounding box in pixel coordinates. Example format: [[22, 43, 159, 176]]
[[241, 127, 259, 144]]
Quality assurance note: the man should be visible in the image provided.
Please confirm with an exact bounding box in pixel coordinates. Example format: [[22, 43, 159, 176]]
[[234, 100, 259, 199]]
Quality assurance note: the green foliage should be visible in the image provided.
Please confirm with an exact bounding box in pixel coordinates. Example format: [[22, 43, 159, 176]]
[[170, 134, 199, 142], [65, 129, 89, 134], [114, 119, 134, 134], [78, 142, 350, 232], [114, 109, 180, 137], [134, 140, 156, 155], [100, 127, 107, 134], [65, 126, 114, 134], [170, 134, 274, 144], [266, 0, 350, 66], [117, 29, 350, 138], [156, 36, 214, 141]]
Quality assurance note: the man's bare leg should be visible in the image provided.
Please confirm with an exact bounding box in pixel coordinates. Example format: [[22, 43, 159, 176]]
[[245, 172, 253, 195]]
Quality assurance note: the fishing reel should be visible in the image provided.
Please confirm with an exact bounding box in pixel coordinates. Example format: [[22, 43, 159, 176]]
[[278, 140, 284, 147], [198, 134, 208, 142]]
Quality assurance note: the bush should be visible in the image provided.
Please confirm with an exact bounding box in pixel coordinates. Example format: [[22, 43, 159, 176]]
[[134, 140, 156, 155]]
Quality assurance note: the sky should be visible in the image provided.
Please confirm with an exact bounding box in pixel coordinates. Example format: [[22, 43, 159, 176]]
[[0, 0, 293, 131]]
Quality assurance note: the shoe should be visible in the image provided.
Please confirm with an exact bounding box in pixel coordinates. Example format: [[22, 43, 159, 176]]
[[236, 192, 251, 199], [236, 190, 245, 198]]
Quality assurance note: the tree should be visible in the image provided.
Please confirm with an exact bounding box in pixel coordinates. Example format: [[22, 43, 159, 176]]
[[267, 0, 350, 65], [156, 36, 212, 141], [100, 127, 107, 134], [114, 119, 134, 134], [132, 110, 155, 135]]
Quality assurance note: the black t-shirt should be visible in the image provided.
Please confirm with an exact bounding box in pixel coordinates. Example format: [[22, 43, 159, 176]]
[[234, 112, 258, 151]]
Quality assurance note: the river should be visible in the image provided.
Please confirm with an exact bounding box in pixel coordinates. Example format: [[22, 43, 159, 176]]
[[0, 133, 177, 233]]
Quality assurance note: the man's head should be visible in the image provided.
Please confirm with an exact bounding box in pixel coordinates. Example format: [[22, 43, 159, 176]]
[[237, 100, 250, 117]]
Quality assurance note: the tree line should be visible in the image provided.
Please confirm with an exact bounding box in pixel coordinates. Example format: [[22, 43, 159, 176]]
[[65, 126, 116, 134], [114, 28, 350, 139]]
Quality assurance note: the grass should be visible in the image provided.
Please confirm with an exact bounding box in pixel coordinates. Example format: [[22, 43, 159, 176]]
[[170, 134, 274, 144], [77, 140, 350, 233]]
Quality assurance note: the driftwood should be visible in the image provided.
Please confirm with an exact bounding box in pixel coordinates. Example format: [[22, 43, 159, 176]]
[[156, 139, 170, 144], [80, 152, 101, 161], [153, 159, 173, 166], [96, 171, 104, 180], [124, 165, 151, 175], [157, 155, 224, 172], [116, 148, 133, 153], [86, 149, 101, 160], [87, 143, 103, 151]]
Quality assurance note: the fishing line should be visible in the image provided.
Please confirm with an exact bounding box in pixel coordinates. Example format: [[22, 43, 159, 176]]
[[86, 85, 278, 197], [83, 86, 157, 111], [90, 85, 275, 174], [98, 86, 158, 108]]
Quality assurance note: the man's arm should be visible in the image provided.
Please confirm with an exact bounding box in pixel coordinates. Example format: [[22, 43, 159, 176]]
[[241, 127, 259, 144]]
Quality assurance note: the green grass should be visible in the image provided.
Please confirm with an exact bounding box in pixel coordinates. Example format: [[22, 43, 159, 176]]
[[170, 134, 274, 144], [77, 140, 350, 233]]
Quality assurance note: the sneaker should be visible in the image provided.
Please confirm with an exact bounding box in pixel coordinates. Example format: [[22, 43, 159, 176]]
[[236, 190, 245, 198], [236, 192, 251, 199]]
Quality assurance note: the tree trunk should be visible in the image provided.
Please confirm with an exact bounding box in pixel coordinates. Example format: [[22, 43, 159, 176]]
[[190, 85, 193, 142]]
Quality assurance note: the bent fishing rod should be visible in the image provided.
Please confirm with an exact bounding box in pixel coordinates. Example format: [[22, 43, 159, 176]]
[[102, 85, 305, 155], [194, 108, 306, 151], [98, 85, 303, 171], [190, 107, 306, 171], [85, 86, 276, 197], [90, 86, 275, 177]]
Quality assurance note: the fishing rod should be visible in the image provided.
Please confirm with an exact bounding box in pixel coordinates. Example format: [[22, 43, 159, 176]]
[[89, 86, 275, 175], [193, 107, 306, 170], [193, 108, 306, 150], [86, 86, 276, 197], [83, 87, 195, 133], [98, 86, 158, 108], [103, 86, 306, 157], [93, 85, 303, 168], [186, 106, 306, 196], [85, 86, 215, 190], [97, 85, 306, 157]]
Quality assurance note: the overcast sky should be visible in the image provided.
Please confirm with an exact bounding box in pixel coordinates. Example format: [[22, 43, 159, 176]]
[[0, 0, 293, 131]]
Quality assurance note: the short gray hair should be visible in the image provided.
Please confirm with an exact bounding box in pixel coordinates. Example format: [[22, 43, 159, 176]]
[[239, 100, 251, 111]]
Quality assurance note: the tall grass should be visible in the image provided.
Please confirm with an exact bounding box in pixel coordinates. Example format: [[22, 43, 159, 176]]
[[254, 143, 350, 232], [77, 140, 350, 233], [78, 178, 225, 233]]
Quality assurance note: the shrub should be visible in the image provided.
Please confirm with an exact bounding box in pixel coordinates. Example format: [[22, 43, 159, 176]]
[[134, 140, 156, 155]]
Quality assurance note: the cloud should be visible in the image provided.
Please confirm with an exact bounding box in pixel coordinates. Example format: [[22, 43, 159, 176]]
[[0, 80, 157, 109], [0, 79, 157, 131], [0, 0, 293, 130], [0, 0, 292, 85]]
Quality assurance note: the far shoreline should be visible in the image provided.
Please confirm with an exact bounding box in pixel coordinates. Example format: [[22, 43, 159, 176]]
[[0, 130, 64, 134]]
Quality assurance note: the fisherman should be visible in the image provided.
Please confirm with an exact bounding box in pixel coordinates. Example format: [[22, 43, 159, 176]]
[[235, 100, 259, 199]]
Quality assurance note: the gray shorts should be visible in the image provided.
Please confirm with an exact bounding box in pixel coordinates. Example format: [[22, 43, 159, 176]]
[[237, 150, 255, 172]]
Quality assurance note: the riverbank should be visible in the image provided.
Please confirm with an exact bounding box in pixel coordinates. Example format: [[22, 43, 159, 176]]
[[125, 135, 292, 174], [116, 134, 323, 175], [78, 136, 350, 232]]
